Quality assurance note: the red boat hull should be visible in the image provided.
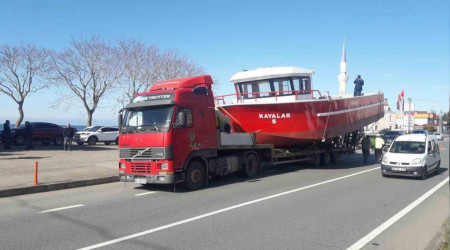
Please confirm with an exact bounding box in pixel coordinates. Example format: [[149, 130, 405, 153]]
[[218, 94, 384, 147]]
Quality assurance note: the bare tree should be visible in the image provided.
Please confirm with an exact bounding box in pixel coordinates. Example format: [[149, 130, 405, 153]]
[[0, 44, 51, 127], [116, 40, 206, 106], [117, 39, 159, 106], [50, 36, 123, 126], [156, 50, 205, 82]]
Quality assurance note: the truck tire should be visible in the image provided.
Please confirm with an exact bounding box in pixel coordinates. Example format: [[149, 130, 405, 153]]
[[330, 152, 340, 164], [185, 161, 205, 190], [321, 152, 331, 165], [312, 154, 320, 167], [243, 154, 258, 178]]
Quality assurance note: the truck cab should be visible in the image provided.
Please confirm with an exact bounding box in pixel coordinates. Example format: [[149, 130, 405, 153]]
[[118, 75, 218, 187]]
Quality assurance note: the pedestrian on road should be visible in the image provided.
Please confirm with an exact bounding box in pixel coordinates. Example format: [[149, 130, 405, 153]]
[[63, 123, 74, 151], [3, 120, 11, 149], [375, 134, 385, 163], [354, 75, 364, 96], [24, 121, 33, 150], [361, 135, 371, 164]]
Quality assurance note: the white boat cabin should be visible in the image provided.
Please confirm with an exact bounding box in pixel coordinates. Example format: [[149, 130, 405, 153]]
[[224, 67, 317, 105]]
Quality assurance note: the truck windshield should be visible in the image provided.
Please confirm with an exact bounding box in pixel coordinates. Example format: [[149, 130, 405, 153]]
[[122, 106, 173, 133], [389, 141, 425, 154]]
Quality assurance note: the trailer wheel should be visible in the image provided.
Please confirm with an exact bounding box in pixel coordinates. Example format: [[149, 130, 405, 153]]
[[243, 154, 258, 178], [330, 152, 340, 164], [321, 153, 331, 165], [312, 154, 321, 167], [185, 161, 205, 190]]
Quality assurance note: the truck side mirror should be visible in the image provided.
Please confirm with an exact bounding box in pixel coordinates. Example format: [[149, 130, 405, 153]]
[[118, 113, 123, 130], [175, 112, 186, 128]]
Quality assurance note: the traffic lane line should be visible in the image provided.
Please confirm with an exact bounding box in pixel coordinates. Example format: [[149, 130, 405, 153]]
[[347, 177, 450, 250], [39, 204, 84, 214], [134, 191, 156, 197], [78, 167, 380, 250]]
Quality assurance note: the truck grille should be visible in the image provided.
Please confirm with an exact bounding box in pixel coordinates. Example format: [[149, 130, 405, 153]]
[[131, 162, 155, 174], [120, 147, 165, 160]]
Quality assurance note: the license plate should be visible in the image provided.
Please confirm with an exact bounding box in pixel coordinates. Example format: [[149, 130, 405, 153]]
[[392, 167, 406, 171], [134, 178, 147, 184]]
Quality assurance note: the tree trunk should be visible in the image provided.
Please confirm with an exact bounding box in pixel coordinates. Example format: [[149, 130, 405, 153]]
[[15, 103, 24, 128], [87, 110, 93, 127]]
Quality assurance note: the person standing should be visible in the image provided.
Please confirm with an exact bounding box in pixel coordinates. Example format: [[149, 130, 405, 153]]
[[353, 75, 364, 96], [361, 135, 371, 164], [375, 135, 385, 163], [24, 121, 33, 150], [3, 120, 11, 149], [63, 123, 74, 151]]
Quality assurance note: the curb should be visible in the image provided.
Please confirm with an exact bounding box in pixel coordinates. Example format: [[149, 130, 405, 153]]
[[0, 176, 120, 198]]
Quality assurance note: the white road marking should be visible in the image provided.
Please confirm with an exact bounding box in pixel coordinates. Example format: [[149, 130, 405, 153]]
[[39, 204, 84, 214], [79, 167, 380, 250], [347, 177, 449, 250], [135, 191, 156, 197]]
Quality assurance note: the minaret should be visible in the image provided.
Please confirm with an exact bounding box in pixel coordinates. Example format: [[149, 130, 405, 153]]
[[337, 39, 348, 96]]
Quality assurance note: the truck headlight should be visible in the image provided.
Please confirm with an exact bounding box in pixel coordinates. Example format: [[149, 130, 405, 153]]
[[411, 158, 422, 165], [382, 156, 389, 164], [160, 163, 168, 170]]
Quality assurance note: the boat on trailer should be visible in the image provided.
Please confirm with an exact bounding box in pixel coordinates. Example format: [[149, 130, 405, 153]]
[[215, 66, 385, 148]]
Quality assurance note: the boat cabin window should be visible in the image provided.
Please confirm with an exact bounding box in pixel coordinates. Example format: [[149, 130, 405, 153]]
[[293, 77, 311, 94], [272, 78, 294, 96], [239, 80, 272, 98], [236, 76, 311, 99]]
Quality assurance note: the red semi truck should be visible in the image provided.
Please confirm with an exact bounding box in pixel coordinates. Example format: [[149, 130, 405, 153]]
[[118, 75, 359, 190]]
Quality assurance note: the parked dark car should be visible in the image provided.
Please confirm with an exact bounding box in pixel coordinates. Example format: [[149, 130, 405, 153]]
[[382, 130, 406, 145], [12, 122, 64, 146]]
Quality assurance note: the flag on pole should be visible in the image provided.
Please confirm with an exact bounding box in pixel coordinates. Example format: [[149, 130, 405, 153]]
[[396, 90, 404, 111]]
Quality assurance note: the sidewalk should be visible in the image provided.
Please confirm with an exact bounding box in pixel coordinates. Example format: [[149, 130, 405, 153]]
[[0, 144, 119, 197]]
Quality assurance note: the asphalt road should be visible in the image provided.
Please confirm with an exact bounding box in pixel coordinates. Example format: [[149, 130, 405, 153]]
[[0, 140, 448, 250]]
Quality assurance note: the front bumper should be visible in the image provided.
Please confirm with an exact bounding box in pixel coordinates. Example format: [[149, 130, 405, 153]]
[[119, 173, 174, 184], [381, 164, 425, 177]]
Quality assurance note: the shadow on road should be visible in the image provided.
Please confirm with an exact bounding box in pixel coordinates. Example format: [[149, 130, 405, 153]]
[[0, 144, 117, 152], [137, 152, 382, 193]]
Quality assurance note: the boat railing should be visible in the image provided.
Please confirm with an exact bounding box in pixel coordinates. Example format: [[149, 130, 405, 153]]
[[214, 90, 323, 105]]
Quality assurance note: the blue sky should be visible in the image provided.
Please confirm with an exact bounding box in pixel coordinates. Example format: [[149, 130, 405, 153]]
[[0, 0, 448, 126]]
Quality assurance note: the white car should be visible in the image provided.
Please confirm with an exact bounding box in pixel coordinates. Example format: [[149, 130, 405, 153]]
[[381, 134, 440, 179], [74, 126, 119, 145], [434, 133, 443, 141]]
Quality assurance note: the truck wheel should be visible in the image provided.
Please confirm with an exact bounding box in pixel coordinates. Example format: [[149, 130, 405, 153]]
[[14, 135, 25, 145], [88, 137, 97, 145], [185, 161, 205, 190], [54, 135, 64, 145], [330, 152, 340, 164], [312, 154, 321, 167], [321, 152, 331, 165], [243, 154, 258, 178]]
